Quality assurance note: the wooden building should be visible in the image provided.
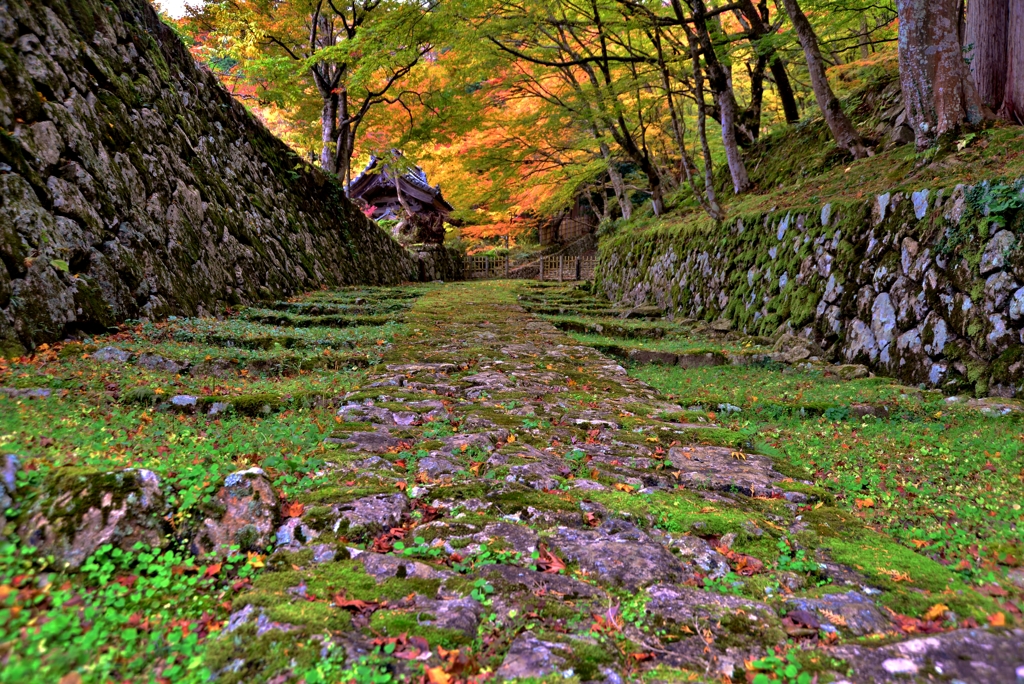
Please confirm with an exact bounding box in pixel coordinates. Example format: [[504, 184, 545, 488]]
[[348, 155, 453, 228]]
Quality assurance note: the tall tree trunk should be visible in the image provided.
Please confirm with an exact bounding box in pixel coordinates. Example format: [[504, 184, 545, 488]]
[[737, 0, 800, 123], [598, 139, 633, 220], [320, 92, 339, 174], [335, 92, 353, 186], [782, 0, 870, 158], [690, 0, 750, 194], [964, 0, 1008, 111], [646, 171, 665, 215], [897, 0, 985, 148], [740, 54, 767, 142], [1000, 0, 1024, 123], [689, 30, 723, 219], [768, 61, 800, 124], [716, 81, 750, 193], [859, 15, 870, 59], [653, 27, 722, 219]]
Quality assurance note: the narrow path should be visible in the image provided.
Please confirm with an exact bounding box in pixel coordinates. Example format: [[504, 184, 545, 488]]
[[227, 282, 1022, 682]]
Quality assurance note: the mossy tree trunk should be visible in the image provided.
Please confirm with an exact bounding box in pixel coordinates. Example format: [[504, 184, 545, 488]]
[[896, 0, 985, 148], [782, 0, 870, 159]]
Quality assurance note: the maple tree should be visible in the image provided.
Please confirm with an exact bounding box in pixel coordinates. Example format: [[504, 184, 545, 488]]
[[184, 0, 1021, 226], [189, 0, 441, 184]]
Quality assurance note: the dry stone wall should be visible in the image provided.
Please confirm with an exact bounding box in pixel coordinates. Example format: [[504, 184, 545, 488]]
[[0, 0, 420, 354], [599, 180, 1024, 396]]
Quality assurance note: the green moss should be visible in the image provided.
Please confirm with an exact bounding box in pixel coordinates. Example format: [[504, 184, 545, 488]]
[[821, 535, 957, 592], [368, 611, 469, 648], [231, 394, 283, 417]]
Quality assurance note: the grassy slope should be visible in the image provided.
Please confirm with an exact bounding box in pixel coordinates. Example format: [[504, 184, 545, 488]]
[[618, 57, 1024, 239]]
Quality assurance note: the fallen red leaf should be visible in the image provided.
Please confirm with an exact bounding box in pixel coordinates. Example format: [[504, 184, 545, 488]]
[[534, 544, 566, 574], [333, 593, 381, 614], [715, 546, 765, 576]]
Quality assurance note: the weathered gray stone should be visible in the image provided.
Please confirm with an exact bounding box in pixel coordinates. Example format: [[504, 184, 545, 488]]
[[193, 468, 277, 556], [496, 633, 572, 681], [1010, 287, 1024, 321], [985, 271, 1018, 311], [549, 518, 689, 589], [19, 468, 166, 568], [786, 591, 891, 636], [92, 347, 131, 364], [980, 230, 1016, 275], [667, 445, 783, 497], [338, 430, 402, 453], [644, 583, 780, 646], [417, 456, 460, 479], [660, 534, 730, 578], [337, 493, 409, 537], [871, 293, 897, 364], [137, 353, 189, 374], [771, 333, 824, 364], [0, 454, 18, 514], [405, 596, 482, 636], [168, 395, 198, 412], [833, 628, 1024, 683], [357, 551, 451, 581], [836, 364, 870, 380]]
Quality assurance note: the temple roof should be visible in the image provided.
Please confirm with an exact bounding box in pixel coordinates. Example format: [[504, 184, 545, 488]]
[[348, 155, 453, 221]]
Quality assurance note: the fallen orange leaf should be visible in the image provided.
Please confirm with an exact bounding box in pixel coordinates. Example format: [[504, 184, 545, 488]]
[[988, 612, 1006, 627], [425, 666, 452, 684], [282, 501, 305, 518], [923, 604, 948, 621]]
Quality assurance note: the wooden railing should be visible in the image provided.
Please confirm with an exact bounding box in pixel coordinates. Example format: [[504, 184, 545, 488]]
[[465, 254, 597, 281]]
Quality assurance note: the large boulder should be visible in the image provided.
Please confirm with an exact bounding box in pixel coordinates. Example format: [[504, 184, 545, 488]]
[[770, 334, 825, 364], [18, 468, 166, 568], [192, 468, 278, 555]]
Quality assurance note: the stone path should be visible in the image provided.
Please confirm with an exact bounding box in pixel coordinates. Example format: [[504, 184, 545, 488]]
[[3, 281, 1023, 682], [213, 283, 1023, 681]]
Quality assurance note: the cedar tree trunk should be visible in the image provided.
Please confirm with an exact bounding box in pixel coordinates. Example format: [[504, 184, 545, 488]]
[[897, 0, 985, 147], [964, 0, 1008, 111], [782, 0, 870, 158], [1001, 0, 1024, 122]]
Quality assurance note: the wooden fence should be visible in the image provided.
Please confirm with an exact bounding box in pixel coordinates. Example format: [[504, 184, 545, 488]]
[[465, 254, 597, 281]]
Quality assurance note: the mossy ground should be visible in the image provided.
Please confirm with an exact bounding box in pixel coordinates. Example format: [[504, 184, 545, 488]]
[[541, 283, 1024, 579], [0, 282, 1020, 683]]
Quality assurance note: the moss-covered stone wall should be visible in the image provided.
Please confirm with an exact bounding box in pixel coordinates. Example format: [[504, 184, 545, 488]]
[[599, 181, 1024, 395], [0, 0, 422, 354]]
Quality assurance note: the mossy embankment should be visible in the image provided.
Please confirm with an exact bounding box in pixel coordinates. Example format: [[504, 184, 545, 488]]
[[597, 74, 1024, 394]]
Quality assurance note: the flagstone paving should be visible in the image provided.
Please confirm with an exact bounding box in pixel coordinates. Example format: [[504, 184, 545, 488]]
[[1, 281, 1022, 683]]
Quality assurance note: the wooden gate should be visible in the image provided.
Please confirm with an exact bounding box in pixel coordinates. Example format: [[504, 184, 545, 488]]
[[465, 254, 597, 281]]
